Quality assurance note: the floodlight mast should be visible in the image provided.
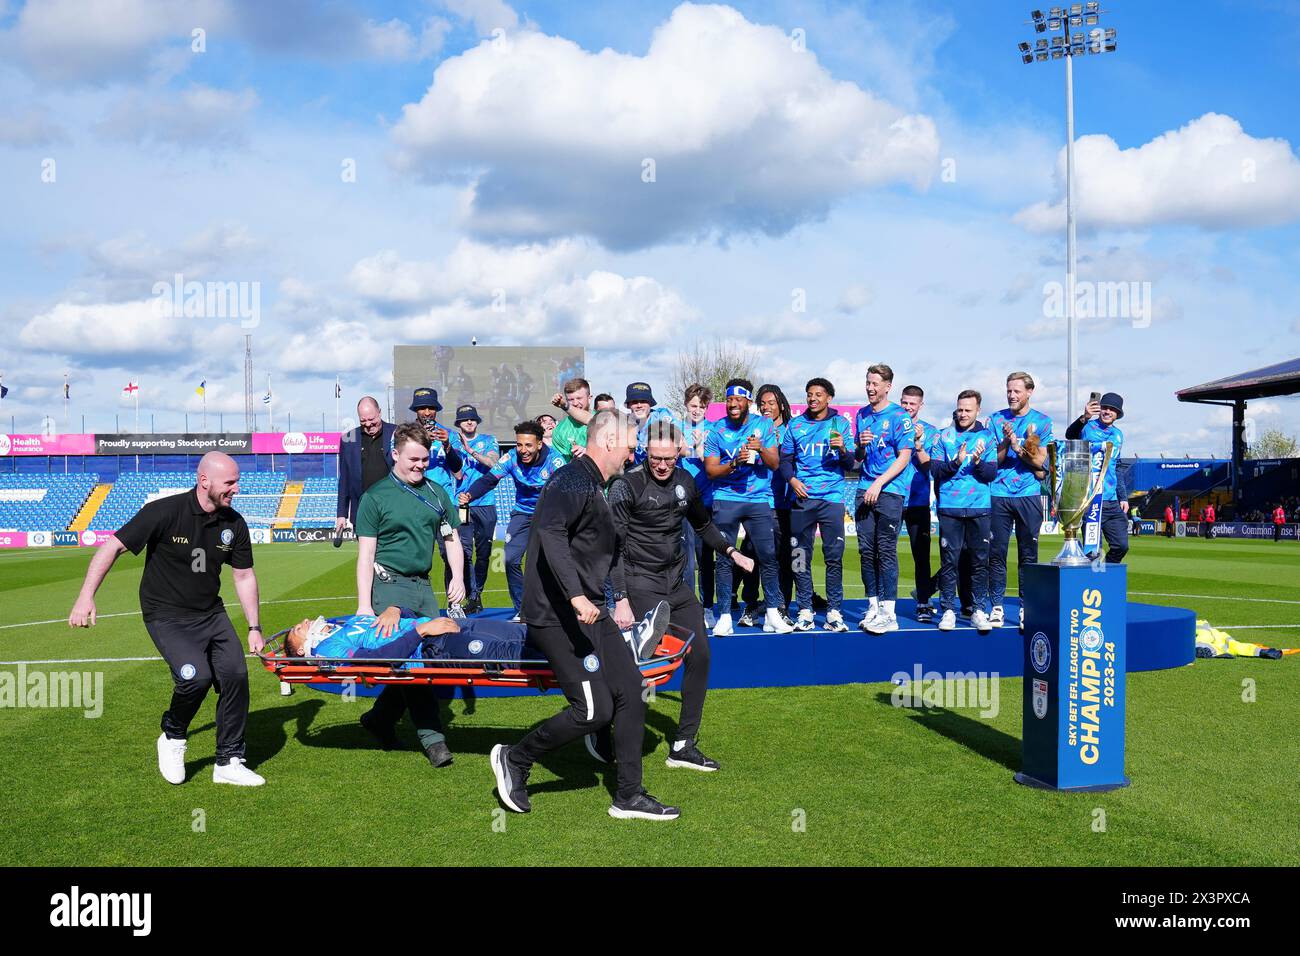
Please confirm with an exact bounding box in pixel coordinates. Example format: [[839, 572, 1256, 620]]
[[1019, 4, 1115, 423]]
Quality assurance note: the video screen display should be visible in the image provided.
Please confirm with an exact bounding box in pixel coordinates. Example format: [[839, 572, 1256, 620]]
[[393, 345, 586, 442]]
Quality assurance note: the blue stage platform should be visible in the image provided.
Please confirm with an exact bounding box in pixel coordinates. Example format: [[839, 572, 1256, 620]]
[[294, 597, 1195, 699]]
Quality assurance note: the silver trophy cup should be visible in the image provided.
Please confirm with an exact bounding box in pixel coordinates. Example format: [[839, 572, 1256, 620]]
[[1048, 438, 1114, 566]]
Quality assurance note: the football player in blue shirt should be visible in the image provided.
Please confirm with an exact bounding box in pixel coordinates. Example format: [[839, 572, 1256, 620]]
[[853, 363, 914, 634], [755, 384, 797, 624], [411, 387, 467, 610], [680, 383, 718, 621], [929, 390, 998, 633], [899, 385, 940, 624], [625, 381, 682, 465], [704, 378, 794, 635], [780, 377, 855, 631], [459, 420, 563, 619], [1065, 391, 1129, 564], [454, 404, 500, 616], [987, 372, 1054, 629]]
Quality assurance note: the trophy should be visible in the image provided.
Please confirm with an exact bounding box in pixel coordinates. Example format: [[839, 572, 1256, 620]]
[[1047, 438, 1114, 566]]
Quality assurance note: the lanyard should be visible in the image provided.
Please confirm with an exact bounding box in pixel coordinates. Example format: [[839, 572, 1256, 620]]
[[389, 472, 449, 524]]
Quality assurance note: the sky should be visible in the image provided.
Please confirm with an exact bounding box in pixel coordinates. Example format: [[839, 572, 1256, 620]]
[[1, 0, 1299, 456]]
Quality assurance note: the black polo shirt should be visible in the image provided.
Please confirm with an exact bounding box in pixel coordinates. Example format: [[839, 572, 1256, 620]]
[[114, 488, 253, 622]]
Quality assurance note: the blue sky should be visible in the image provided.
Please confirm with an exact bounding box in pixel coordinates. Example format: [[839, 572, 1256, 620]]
[[1, 0, 1298, 455]]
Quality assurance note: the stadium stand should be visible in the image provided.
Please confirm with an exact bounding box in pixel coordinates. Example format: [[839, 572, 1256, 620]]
[[0, 473, 99, 532]]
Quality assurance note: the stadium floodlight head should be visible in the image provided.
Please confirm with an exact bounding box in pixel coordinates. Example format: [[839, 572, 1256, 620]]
[[1070, 14, 1082, 26], [1072, 31, 1085, 43], [1052, 34, 1065, 46], [1085, 0, 1099, 10], [1051, 48, 1064, 58], [1036, 38, 1049, 49], [1105, 27, 1116, 39], [1036, 51, 1050, 61], [1035, 19, 1047, 32], [1070, 2, 1083, 13], [1085, 13, 1099, 25], [1019, 40, 1032, 52], [1048, 17, 1062, 30], [1023, 52, 1035, 63], [1050, 5, 1063, 16], [1032, 8, 1044, 20]]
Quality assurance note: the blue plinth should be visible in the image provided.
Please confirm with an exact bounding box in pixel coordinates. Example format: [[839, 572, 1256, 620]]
[[1016, 564, 1131, 792]]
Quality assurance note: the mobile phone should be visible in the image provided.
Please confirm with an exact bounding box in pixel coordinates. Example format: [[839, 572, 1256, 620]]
[[1089, 391, 1101, 406]]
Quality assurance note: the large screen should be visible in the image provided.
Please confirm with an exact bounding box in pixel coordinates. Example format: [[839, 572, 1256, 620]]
[[393, 345, 586, 442]]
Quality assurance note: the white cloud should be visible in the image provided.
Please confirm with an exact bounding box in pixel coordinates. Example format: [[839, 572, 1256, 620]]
[[19, 299, 194, 359], [1015, 113, 1300, 233], [390, 2, 939, 249], [441, 0, 520, 36], [94, 85, 259, 149], [0, 108, 67, 147], [279, 320, 386, 374]]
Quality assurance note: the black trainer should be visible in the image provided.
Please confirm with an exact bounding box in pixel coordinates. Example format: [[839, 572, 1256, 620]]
[[736, 608, 758, 628], [608, 790, 680, 821], [359, 710, 400, 751], [490, 743, 531, 813], [665, 739, 719, 772], [464, 594, 483, 615], [423, 740, 454, 768], [1260, 648, 1283, 660], [584, 728, 615, 764], [915, 605, 934, 624]]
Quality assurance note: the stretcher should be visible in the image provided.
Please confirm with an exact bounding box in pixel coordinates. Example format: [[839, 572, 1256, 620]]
[[259, 620, 693, 691]]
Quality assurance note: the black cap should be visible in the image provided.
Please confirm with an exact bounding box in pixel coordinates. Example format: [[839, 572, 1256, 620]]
[[625, 382, 655, 406], [1099, 392, 1124, 419], [409, 387, 442, 412], [454, 404, 480, 424]]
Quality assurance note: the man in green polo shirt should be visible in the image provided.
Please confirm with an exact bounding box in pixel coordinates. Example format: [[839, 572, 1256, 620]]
[[549, 377, 593, 464], [355, 422, 466, 767]]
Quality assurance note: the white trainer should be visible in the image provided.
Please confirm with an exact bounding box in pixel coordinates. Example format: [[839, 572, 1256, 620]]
[[989, 606, 1005, 628], [213, 757, 266, 787], [859, 607, 882, 632], [937, 610, 957, 631], [794, 609, 816, 632], [972, 609, 993, 634], [763, 608, 795, 634], [712, 613, 734, 636], [867, 613, 899, 635], [824, 609, 849, 632], [157, 732, 187, 785]]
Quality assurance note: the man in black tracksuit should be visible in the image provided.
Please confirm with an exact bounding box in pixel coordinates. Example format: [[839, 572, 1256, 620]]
[[607, 422, 754, 771], [489, 410, 680, 821]]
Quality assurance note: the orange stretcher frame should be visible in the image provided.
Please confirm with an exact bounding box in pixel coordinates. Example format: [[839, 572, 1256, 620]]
[[259, 622, 694, 691]]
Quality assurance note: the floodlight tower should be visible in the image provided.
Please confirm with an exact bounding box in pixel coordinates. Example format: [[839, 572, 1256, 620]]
[[1017, 3, 1117, 422]]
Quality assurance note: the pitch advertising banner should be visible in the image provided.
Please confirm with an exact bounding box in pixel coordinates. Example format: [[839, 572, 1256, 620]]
[[0, 434, 97, 456], [94, 433, 253, 455], [250, 432, 341, 454]]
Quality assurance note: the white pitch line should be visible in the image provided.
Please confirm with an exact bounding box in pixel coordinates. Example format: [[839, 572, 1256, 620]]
[[1131, 591, 1300, 606], [0, 588, 517, 631], [1218, 624, 1300, 630], [0, 656, 163, 665]]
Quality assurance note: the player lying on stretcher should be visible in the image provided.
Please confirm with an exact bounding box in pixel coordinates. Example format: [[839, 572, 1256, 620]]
[[282, 600, 672, 664]]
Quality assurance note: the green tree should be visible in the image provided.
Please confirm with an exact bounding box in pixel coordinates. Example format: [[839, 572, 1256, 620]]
[[667, 337, 760, 417], [1247, 428, 1298, 460]]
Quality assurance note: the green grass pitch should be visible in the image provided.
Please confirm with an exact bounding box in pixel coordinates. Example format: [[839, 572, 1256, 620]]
[[1, 536, 1297, 866]]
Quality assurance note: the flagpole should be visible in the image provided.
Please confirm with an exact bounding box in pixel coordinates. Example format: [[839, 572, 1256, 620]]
[[134, 377, 140, 431], [266, 373, 273, 431], [335, 374, 340, 430], [202, 380, 207, 431], [63, 371, 68, 429]]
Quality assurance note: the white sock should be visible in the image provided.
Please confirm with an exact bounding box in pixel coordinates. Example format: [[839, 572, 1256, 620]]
[[883, 600, 895, 616], [868, 597, 880, 614]]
